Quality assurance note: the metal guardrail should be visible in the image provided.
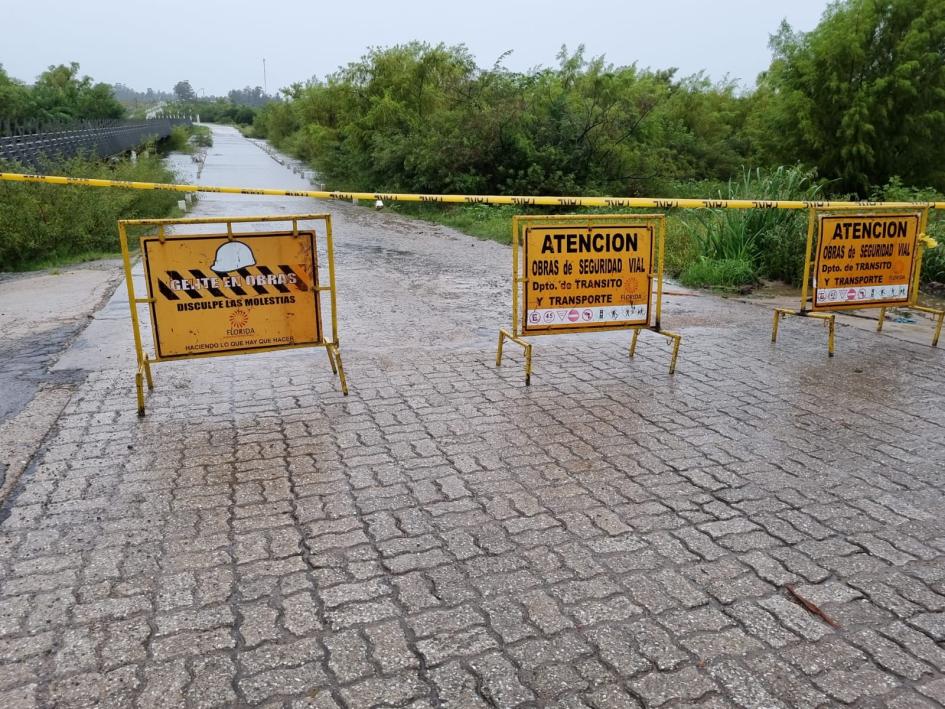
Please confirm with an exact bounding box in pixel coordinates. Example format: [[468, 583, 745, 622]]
[[0, 118, 192, 167]]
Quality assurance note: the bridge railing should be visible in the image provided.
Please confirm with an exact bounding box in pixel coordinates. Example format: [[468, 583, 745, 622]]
[[0, 117, 193, 167]]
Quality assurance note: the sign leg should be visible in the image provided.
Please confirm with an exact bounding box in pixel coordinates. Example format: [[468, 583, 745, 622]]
[[496, 330, 506, 367], [669, 335, 682, 374], [525, 343, 533, 386], [325, 345, 338, 375], [934, 311, 944, 348], [877, 307, 887, 332], [332, 344, 349, 396], [143, 358, 154, 390], [135, 370, 145, 417], [629, 329, 640, 358], [771, 310, 781, 343]]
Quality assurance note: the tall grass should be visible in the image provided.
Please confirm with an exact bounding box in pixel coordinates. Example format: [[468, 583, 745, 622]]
[[0, 152, 181, 270], [682, 166, 823, 287], [161, 124, 213, 154]]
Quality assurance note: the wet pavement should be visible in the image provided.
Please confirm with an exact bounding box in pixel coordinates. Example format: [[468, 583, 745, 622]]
[[2, 125, 945, 708]]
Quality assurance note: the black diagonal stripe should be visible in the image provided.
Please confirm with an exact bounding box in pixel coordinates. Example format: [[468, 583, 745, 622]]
[[238, 267, 268, 295], [189, 269, 226, 298], [157, 280, 180, 300], [279, 265, 309, 291], [167, 271, 203, 299], [225, 278, 247, 297], [257, 265, 291, 293]]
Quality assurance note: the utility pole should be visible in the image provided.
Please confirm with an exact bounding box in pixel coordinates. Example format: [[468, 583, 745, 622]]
[[263, 58, 268, 94]]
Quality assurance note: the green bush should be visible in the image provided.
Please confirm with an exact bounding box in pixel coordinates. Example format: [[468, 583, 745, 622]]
[[685, 166, 822, 287], [191, 125, 213, 147], [160, 124, 212, 154], [0, 152, 181, 270], [680, 257, 757, 289], [162, 125, 191, 152], [872, 177, 945, 284]]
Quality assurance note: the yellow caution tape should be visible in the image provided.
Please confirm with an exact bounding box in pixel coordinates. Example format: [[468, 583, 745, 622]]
[[1, 170, 943, 211], [920, 234, 940, 249]]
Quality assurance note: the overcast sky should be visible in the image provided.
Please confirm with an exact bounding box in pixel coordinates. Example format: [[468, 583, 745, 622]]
[[3, 0, 830, 96]]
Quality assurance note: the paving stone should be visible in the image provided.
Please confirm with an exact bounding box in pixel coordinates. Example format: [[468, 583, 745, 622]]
[[239, 601, 281, 647], [881, 621, 945, 671], [325, 629, 371, 683], [759, 595, 834, 641], [429, 660, 490, 707], [520, 589, 574, 634], [585, 624, 651, 676], [813, 664, 899, 703], [849, 628, 935, 681], [364, 620, 418, 673], [339, 671, 429, 707], [744, 652, 831, 707], [240, 663, 329, 704], [416, 626, 498, 666], [630, 666, 717, 706], [627, 618, 689, 671], [707, 659, 787, 708], [240, 637, 323, 675], [682, 627, 762, 661], [783, 636, 867, 675], [187, 655, 236, 707], [918, 677, 945, 704], [136, 658, 188, 708], [282, 591, 323, 635], [910, 612, 945, 641], [151, 628, 235, 661], [482, 595, 536, 643]]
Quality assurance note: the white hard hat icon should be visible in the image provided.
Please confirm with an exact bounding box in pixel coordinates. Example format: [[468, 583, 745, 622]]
[[211, 241, 256, 272]]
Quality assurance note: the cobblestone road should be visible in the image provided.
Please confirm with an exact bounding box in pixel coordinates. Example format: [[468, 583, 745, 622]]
[[3, 127, 945, 708]]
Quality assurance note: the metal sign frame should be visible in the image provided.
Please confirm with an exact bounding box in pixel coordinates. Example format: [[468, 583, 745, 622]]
[[119, 214, 348, 416], [772, 206, 944, 355], [496, 214, 681, 385]]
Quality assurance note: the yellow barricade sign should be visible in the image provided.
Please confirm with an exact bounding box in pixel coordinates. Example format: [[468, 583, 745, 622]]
[[812, 212, 920, 311], [522, 224, 653, 334], [142, 231, 322, 358], [497, 214, 681, 385], [772, 207, 944, 355], [119, 214, 348, 416]]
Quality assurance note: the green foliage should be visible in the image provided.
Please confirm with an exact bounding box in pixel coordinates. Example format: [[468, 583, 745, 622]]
[[0, 153, 181, 270], [163, 125, 191, 152], [160, 124, 213, 153], [0, 65, 33, 122], [190, 125, 213, 147], [168, 98, 258, 125], [680, 258, 757, 289], [0, 62, 125, 123], [872, 177, 945, 284], [254, 42, 752, 196], [691, 167, 823, 285], [227, 86, 270, 107], [754, 0, 945, 195], [173, 80, 196, 102]]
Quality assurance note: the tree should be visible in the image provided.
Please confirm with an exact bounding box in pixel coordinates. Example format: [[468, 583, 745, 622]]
[[755, 0, 945, 194], [29, 63, 124, 121], [0, 65, 33, 122], [227, 86, 270, 107], [173, 80, 196, 102]]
